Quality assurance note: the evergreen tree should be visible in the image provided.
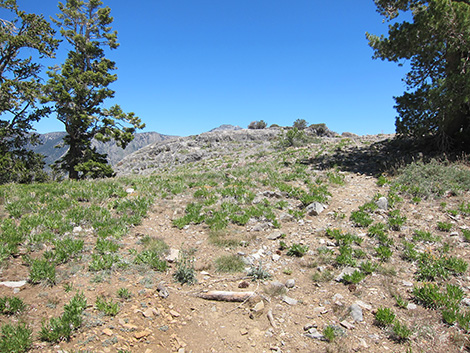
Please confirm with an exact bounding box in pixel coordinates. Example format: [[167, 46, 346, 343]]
[[367, 0, 470, 151], [45, 0, 144, 179], [0, 0, 58, 183]]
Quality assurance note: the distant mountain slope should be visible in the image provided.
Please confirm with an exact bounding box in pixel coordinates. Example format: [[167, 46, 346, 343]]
[[29, 131, 176, 167]]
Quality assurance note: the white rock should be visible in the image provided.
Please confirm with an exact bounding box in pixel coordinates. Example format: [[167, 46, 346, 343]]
[[282, 296, 298, 305], [126, 188, 135, 193], [349, 304, 363, 322], [285, 279, 295, 288], [0, 280, 27, 288], [165, 249, 180, 263]]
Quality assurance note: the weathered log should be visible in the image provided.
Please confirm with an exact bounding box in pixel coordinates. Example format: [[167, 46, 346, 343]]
[[198, 291, 255, 302]]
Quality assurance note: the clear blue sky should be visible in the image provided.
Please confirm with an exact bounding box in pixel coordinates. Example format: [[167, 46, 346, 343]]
[[16, 0, 409, 137]]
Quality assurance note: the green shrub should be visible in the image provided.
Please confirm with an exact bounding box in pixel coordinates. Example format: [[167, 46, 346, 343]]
[[388, 210, 406, 231], [0, 297, 26, 315], [413, 229, 441, 243], [95, 296, 120, 316], [342, 270, 366, 284], [29, 258, 56, 286], [350, 210, 373, 227], [286, 243, 309, 257], [322, 325, 336, 343], [40, 292, 87, 342], [375, 307, 396, 327], [134, 250, 168, 271], [0, 323, 32, 353], [360, 260, 378, 275], [174, 251, 197, 285], [392, 321, 411, 342], [376, 245, 393, 262], [437, 221, 453, 232], [117, 288, 131, 299]]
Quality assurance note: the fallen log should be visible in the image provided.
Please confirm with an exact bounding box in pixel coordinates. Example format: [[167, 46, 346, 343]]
[[198, 291, 256, 302]]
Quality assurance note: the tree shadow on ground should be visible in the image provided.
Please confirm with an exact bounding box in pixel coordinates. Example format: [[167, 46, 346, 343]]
[[303, 137, 467, 176]]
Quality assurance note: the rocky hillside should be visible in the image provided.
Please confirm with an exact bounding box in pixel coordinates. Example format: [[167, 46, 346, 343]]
[[2, 127, 470, 353], [115, 125, 339, 176], [29, 131, 175, 167]]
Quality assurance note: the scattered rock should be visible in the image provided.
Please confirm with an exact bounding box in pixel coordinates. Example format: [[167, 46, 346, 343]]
[[354, 300, 372, 311], [306, 202, 326, 216], [340, 320, 355, 330], [349, 304, 363, 322], [282, 296, 298, 306], [0, 280, 27, 288], [407, 303, 418, 310], [335, 267, 356, 282], [165, 249, 180, 263], [102, 328, 113, 336], [462, 298, 470, 306], [267, 231, 283, 240], [305, 328, 324, 340], [134, 330, 151, 339], [157, 282, 169, 298], [285, 279, 295, 288], [376, 197, 388, 210], [251, 301, 265, 316], [169, 310, 180, 317], [142, 308, 159, 318]]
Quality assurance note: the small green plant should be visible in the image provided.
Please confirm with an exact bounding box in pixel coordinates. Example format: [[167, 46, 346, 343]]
[[29, 258, 56, 286], [394, 294, 409, 309], [342, 270, 366, 284], [413, 229, 441, 243], [215, 255, 245, 273], [350, 210, 373, 227], [0, 323, 32, 353], [401, 241, 419, 261], [327, 171, 345, 185], [392, 321, 412, 342], [388, 209, 406, 231], [335, 245, 356, 267], [459, 202, 470, 215], [117, 288, 131, 299], [134, 250, 168, 271], [437, 221, 453, 232], [40, 292, 87, 342], [95, 296, 120, 316], [311, 269, 334, 282], [247, 262, 272, 281], [375, 307, 396, 327], [377, 175, 389, 186], [89, 253, 120, 271], [286, 243, 309, 257], [63, 282, 74, 293], [463, 229, 470, 242], [174, 250, 197, 285], [0, 296, 26, 315], [322, 325, 336, 343], [360, 260, 378, 275], [376, 245, 393, 262]]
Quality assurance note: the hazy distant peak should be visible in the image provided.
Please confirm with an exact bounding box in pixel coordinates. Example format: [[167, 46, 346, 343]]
[[209, 124, 242, 132]]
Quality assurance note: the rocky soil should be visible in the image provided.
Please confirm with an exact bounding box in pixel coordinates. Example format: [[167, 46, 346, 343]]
[[1, 129, 470, 353]]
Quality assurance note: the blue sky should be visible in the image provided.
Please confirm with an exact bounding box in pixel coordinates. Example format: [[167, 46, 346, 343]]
[[14, 0, 409, 137]]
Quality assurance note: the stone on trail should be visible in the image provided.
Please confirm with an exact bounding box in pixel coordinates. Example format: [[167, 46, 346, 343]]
[[306, 202, 326, 216], [376, 197, 388, 210], [349, 303, 363, 322]]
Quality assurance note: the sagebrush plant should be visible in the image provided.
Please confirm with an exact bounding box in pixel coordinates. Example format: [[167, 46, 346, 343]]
[[174, 250, 197, 285], [247, 261, 272, 281]]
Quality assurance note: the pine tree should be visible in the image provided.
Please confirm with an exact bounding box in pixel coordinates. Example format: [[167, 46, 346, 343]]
[[367, 0, 470, 151], [0, 0, 58, 183], [45, 0, 144, 179]]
